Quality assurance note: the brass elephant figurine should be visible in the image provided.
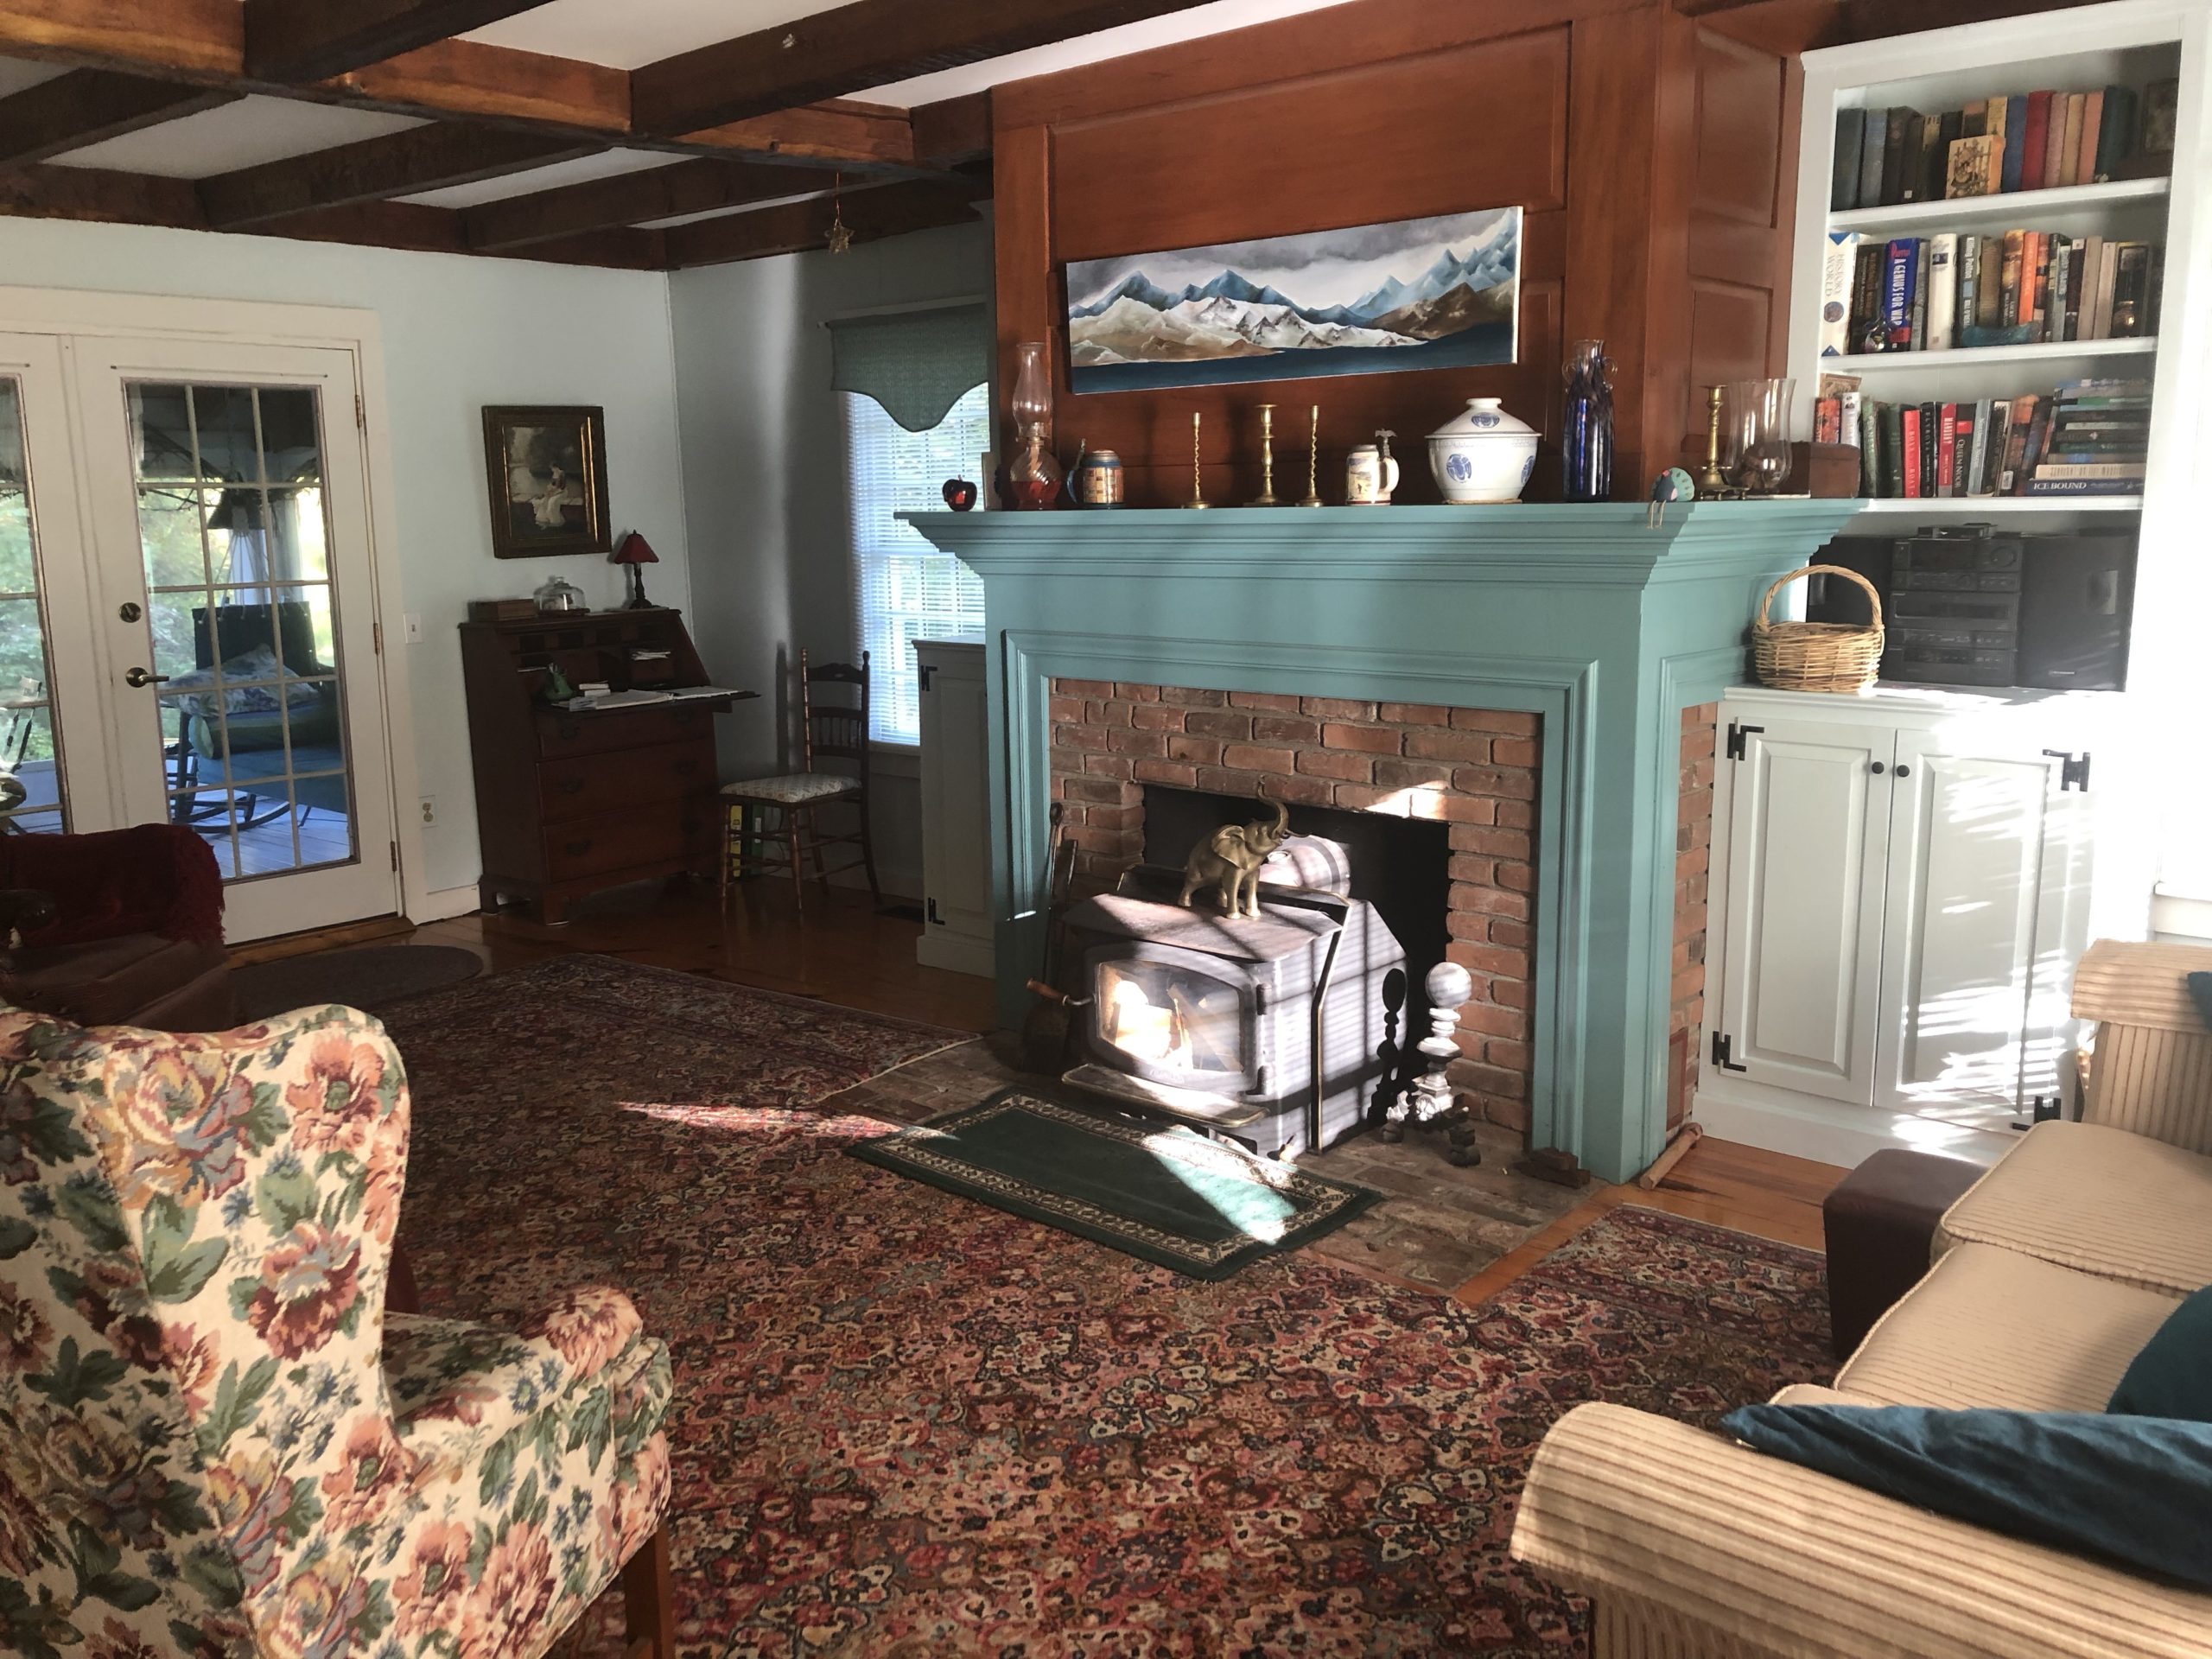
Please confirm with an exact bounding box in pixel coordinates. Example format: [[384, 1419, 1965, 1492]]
[[1179, 798, 1292, 920]]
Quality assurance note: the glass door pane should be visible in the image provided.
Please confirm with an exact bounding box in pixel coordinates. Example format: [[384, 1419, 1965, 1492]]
[[0, 376, 71, 836], [126, 382, 354, 882]]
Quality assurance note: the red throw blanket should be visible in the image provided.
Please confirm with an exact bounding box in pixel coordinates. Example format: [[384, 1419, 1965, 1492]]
[[0, 825, 226, 946]]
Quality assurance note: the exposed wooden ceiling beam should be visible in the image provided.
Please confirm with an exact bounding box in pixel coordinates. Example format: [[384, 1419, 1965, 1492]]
[[660, 176, 988, 270], [0, 162, 205, 229], [197, 123, 601, 229], [0, 0, 938, 175], [911, 92, 991, 168], [0, 69, 240, 167], [463, 156, 836, 251], [631, 0, 1210, 136], [0, 0, 240, 77], [244, 0, 548, 84]]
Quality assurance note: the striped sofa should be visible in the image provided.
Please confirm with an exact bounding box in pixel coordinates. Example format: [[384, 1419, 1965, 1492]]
[[1510, 938, 2212, 1659]]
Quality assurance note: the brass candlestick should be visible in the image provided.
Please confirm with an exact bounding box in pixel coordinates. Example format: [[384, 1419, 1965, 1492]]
[[1698, 385, 1732, 497], [1182, 410, 1210, 508], [1300, 404, 1323, 506], [1249, 404, 1279, 506]]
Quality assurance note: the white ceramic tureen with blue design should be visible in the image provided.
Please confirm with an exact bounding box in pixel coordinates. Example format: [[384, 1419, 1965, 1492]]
[[1427, 397, 1539, 505]]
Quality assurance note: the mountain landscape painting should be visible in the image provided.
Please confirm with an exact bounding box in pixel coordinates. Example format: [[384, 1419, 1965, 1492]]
[[1065, 207, 1521, 393]]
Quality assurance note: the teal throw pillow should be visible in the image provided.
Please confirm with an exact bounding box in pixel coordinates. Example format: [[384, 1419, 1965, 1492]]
[[2110, 1285, 2212, 1422]]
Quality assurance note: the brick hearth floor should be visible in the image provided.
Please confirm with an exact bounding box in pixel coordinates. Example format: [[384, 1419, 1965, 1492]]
[[817, 1033, 1586, 1292]]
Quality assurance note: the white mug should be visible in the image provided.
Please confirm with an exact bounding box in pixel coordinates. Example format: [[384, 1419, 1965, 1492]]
[[1345, 444, 1400, 505]]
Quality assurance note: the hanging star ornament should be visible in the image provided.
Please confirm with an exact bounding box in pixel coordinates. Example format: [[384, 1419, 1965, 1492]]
[[826, 175, 852, 254]]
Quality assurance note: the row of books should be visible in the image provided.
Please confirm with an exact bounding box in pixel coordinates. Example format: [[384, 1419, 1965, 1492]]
[[1830, 79, 2175, 210], [1812, 378, 2151, 499], [1819, 231, 2158, 356]]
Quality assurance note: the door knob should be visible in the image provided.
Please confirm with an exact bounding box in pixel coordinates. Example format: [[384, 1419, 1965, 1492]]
[[124, 667, 170, 689]]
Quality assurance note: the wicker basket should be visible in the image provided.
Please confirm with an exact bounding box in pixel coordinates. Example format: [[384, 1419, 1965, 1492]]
[[1752, 564, 1884, 694]]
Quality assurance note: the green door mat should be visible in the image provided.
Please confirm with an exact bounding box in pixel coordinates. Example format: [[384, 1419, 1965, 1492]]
[[848, 1088, 1383, 1280]]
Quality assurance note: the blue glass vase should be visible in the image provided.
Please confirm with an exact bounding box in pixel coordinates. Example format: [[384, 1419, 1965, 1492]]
[[1561, 340, 1615, 502]]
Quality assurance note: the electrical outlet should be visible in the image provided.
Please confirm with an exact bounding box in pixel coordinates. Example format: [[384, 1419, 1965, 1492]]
[[419, 797, 435, 826]]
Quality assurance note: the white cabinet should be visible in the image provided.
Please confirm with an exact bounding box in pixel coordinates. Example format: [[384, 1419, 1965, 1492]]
[[913, 639, 994, 979], [1700, 686, 2104, 1166]]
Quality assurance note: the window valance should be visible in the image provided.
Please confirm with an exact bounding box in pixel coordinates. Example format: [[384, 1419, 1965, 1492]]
[[828, 302, 990, 434]]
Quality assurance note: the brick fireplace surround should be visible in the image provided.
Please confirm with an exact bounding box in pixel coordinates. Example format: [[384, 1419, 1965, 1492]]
[[1052, 681, 1542, 1125], [1054, 681, 1718, 1138]]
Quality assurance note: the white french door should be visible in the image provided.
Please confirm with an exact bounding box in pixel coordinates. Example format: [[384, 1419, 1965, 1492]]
[[0, 329, 399, 941]]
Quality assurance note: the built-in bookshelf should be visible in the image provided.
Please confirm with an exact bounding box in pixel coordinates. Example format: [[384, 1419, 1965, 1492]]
[[1789, 3, 2203, 531]]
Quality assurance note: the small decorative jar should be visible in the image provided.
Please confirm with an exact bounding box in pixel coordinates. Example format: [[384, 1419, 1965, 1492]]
[[1069, 446, 1125, 508], [533, 573, 588, 614], [1427, 397, 1538, 505]]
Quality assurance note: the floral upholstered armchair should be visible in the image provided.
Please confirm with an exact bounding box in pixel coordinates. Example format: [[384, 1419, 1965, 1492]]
[[0, 1003, 675, 1659]]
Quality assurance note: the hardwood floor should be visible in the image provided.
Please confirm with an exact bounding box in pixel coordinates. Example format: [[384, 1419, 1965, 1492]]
[[254, 876, 1842, 1301]]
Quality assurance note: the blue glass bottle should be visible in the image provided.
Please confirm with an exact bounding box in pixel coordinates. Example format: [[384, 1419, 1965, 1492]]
[[1561, 339, 1615, 501]]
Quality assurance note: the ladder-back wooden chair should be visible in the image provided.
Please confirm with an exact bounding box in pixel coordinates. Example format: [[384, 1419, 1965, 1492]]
[[720, 649, 881, 915]]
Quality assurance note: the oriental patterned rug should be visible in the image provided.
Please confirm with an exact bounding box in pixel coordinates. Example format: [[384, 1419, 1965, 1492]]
[[386, 957, 1831, 1658]]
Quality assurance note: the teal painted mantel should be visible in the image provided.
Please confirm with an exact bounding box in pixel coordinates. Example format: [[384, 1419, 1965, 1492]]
[[907, 502, 1864, 1183]]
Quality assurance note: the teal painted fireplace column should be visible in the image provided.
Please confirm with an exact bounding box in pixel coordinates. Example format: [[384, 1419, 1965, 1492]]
[[909, 501, 1862, 1184]]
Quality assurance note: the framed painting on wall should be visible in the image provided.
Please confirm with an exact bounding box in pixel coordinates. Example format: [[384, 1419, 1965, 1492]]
[[1064, 207, 1522, 394], [481, 404, 611, 557]]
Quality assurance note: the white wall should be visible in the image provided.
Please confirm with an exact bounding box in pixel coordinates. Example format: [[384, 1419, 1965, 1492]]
[[0, 217, 690, 899], [669, 218, 994, 900]]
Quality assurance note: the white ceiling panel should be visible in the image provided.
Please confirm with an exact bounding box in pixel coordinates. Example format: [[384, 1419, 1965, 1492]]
[[464, 0, 830, 71], [634, 192, 823, 231], [861, 0, 1359, 106], [0, 57, 71, 99], [48, 96, 427, 179], [402, 149, 686, 209]]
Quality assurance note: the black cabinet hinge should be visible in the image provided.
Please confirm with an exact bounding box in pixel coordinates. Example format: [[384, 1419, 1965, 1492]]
[[918, 664, 936, 692], [2041, 749, 2091, 791], [1726, 721, 1763, 762], [926, 898, 942, 925], [1711, 1031, 1747, 1072]]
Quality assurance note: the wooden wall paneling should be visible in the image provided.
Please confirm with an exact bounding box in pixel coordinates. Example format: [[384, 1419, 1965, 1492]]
[[1563, 8, 1669, 493], [990, 118, 1059, 476], [1023, 26, 1574, 507], [992, 0, 1642, 131]]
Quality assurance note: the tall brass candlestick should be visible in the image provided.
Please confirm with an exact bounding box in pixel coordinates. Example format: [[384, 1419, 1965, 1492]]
[[1182, 410, 1210, 508], [1300, 404, 1323, 506], [1249, 404, 1279, 507]]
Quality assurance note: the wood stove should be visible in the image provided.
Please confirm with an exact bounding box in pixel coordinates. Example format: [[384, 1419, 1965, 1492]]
[[1058, 836, 1408, 1158]]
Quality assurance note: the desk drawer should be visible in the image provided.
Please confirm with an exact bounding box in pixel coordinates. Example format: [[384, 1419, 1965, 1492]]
[[543, 803, 713, 881], [535, 702, 717, 760], [539, 743, 712, 823]]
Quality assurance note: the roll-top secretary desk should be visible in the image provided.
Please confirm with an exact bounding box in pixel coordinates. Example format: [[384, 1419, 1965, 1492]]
[[459, 607, 750, 923]]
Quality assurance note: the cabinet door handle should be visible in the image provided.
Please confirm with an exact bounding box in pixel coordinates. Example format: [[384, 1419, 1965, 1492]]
[[565, 838, 590, 856], [1894, 764, 1911, 779], [556, 777, 585, 795], [1870, 761, 1885, 774]]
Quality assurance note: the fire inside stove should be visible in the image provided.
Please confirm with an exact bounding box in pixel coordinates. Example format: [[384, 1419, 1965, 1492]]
[[1099, 960, 1244, 1077], [1058, 834, 1408, 1159]]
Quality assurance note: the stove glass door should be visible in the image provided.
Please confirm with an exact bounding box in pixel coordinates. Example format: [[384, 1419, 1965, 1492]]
[[1094, 946, 1256, 1091]]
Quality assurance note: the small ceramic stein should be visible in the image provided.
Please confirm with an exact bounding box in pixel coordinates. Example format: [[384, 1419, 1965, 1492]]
[[1344, 443, 1400, 505], [1069, 446, 1125, 509]]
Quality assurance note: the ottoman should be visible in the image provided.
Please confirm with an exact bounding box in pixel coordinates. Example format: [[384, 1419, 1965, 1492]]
[[1821, 1147, 1985, 1359]]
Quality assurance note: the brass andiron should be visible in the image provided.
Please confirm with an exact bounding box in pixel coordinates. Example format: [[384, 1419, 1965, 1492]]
[[1183, 410, 1210, 509], [1249, 403, 1280, 506], [1300, 404, 1323, 506], [1698, 385, 1732, 498]]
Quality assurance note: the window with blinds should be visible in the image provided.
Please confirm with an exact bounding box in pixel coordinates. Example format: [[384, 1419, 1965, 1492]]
[[844, 381, 988, 746]]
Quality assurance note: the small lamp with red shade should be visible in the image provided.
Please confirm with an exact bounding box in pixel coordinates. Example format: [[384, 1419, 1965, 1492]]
[[611, 531, 658, 609]]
